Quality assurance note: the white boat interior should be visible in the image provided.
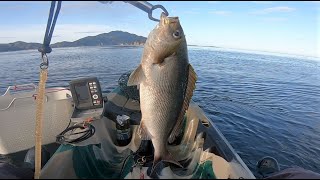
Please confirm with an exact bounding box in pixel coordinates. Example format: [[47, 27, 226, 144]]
[[0, 73, 255, 179]]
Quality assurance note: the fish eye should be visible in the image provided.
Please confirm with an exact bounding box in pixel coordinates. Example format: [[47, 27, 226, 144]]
[[173, 30, 181, 39]]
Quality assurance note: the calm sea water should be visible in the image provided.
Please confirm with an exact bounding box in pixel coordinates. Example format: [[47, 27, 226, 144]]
[[0, 46, 319, 175]]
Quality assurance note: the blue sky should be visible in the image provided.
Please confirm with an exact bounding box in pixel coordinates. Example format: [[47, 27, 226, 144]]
[[0, 1, 318, 57]]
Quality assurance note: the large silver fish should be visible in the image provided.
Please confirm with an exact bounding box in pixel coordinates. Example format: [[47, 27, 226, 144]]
[[127, 13, 197, 171]]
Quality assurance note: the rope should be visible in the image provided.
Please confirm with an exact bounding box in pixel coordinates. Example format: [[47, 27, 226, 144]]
[[34, 69, 48, 179], [34, 1, 61, 179], [38, 1, 62, 54]]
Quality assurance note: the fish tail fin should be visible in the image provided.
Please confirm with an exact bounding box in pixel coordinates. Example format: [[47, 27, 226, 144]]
[[151, 150, 183, 175]]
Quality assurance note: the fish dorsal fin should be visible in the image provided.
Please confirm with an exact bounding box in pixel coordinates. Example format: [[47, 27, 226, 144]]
[[127, 64, 145, 86], [168, 64, 197, 144]]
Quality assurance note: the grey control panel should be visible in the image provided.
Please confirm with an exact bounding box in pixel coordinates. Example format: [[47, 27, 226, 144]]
[[69, 77, 103, 110]]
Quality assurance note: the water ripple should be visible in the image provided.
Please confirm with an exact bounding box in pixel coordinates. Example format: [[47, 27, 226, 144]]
[[0, 47, 319, 174]]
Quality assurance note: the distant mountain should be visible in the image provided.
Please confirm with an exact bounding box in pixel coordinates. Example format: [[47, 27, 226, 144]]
[[0, 31, 147, 52], [0, 41, 42, 52]]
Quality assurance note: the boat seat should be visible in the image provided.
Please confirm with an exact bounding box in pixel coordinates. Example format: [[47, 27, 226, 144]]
[[103, 87, 141, 125], [102, 71, 141, 125], [0, 88, 74, 155], [118, 70, 140, 102]]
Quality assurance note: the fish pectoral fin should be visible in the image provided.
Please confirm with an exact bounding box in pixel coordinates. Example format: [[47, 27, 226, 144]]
[[127, 64, 145, 86], [137, 121, 152, 140], [168, 64, 197, 144]]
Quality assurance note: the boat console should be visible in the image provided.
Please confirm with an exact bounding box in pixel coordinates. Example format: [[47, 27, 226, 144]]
[[69, 77, 103, 110]]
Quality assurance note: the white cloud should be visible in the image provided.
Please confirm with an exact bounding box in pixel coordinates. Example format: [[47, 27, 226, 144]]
[[251, 6, 296, 14], [191, 8, 201, 11], [263, 17, 288, 22], [0, 5, 26, 10], [0, 24, 113, 44], [251, 1, 273, 4], [183, 8, 201, 15], [183, 10, 200, 15], [209, 11, 232, 16], [0, 23, 151, 44], [60, 1, 113, 15]]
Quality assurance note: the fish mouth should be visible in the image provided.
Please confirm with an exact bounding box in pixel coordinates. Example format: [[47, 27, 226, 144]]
[[161, 15, 180, 26], [165, 18, 179, 25], [168, 17, 179, 22]]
